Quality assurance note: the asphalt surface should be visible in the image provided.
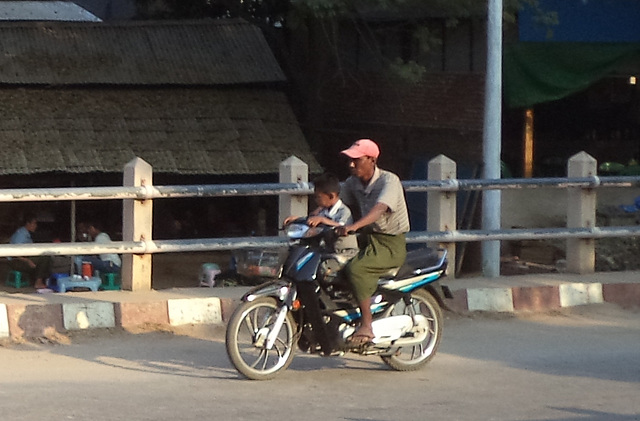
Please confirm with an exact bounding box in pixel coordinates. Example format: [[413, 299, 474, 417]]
[[1, 304, 638, 421]]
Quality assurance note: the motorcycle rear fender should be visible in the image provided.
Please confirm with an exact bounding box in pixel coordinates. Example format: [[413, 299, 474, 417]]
[[424, 281, 454, 311]]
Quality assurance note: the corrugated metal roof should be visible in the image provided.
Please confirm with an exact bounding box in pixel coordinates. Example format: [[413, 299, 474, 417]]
[[0, 1, 101, 21], [0, 19, 285, 85], [0, 87, 321, 175]]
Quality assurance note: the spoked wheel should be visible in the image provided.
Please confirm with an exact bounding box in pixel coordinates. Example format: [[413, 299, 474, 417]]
[[225, 297, 296, 380], [381, 289, 442, 371]]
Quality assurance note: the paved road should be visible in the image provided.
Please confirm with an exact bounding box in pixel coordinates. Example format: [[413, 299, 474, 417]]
[[1, 304, 639, 421]]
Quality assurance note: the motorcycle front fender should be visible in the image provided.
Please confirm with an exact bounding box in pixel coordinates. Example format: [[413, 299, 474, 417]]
[[242, 279, 295, 305]]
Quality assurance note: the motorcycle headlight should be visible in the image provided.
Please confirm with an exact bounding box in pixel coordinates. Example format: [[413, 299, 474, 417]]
[[286, 223, 309, 239], [286, 223, 323, 239], [303, 226, 323, 238]]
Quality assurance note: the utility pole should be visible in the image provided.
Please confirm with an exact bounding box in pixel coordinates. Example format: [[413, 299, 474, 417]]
[[482, 0, 503, 277]]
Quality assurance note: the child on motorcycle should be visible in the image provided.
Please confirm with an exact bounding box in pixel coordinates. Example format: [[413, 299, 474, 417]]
[[284, 172, 358, 258]]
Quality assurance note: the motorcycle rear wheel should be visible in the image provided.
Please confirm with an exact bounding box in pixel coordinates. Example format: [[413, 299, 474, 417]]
[[225, 297, 296, 380], [380, 288, 442, 371]]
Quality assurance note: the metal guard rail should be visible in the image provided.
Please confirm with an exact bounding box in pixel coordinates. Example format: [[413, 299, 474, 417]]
[[1, 225, 639, 258], [0, 174, 638, 258], [2, 175, 640, 202]]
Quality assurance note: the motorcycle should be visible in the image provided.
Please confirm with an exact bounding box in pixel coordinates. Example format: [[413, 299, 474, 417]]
[[225, 220, 453, 380]]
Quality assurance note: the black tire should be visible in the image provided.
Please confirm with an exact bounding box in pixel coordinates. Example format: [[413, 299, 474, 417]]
[[225, 297, 296, 380], [380, 289, 443, 371]]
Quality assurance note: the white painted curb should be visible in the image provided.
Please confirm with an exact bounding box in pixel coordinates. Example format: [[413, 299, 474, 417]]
[[467, 288, 514, 312], [559, 283, 603, 308], [168, 297, 222, 326], [0, 303, 8, 338], [62, 302, 116, 330]]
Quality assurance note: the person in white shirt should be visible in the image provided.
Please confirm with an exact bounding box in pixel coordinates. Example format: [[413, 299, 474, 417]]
[[284, 172, 358, 257], [75, 221, 121, 275]]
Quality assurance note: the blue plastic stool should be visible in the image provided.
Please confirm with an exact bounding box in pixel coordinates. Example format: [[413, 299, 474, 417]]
[[101, 272, 121, 290], [6, 270, 29, 288], [47, 272, 69, 292], [56, 275, 101, 293]]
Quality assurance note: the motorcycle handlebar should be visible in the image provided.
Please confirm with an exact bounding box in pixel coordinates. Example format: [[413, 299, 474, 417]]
[[281, 220, 359, 236]]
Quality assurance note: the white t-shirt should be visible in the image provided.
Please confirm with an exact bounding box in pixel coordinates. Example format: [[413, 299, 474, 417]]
[[316, 199, 353, 226], [94, 232, 122, 267]]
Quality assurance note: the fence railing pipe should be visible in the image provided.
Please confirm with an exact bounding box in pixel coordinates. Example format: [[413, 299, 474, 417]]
[[151, 182, 314, 199], [0, 186, 144, 202], [407, 225, 640, 243], [145, 237, 290, 253], [2, 224, 639, 259], [0, 242, 145, 257], [403, 176, 640, 193], [0, 176, 637, 204], [0, 183, 315, 203]]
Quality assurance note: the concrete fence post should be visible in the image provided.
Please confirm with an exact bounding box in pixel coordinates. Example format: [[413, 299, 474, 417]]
[[122, 158, 153, 291], [428, 155, 457, 277], [279, 156, 309, 229], [567, 151, 597, 274]]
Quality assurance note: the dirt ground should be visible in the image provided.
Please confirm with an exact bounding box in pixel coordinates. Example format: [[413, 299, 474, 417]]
[[150, 251, 236, 289]]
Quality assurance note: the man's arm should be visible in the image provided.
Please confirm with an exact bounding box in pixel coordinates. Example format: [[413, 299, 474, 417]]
[[337, 202, 388, 235]]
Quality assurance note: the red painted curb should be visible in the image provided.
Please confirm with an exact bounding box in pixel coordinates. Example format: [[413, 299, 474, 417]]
[[448, 289, 468, 313], [115, 301, 169, 328], [512, 285, 561, 311], [6, 303, 64, 339], [602, 283, 640, 309]]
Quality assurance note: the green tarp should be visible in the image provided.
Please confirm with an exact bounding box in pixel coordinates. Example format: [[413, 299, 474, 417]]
[[503, 43, 640, 108]]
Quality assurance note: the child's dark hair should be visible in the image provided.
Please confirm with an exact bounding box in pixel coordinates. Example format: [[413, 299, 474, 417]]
[[82, 220, 104, 232], [23, 212, 37, 225], [313, 172, 341, 195]]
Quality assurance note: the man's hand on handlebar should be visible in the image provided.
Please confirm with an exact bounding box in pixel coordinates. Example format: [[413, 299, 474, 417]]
[[335, 224, 356, 237]]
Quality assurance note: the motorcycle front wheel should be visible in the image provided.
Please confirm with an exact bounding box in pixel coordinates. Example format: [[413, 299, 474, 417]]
[[381, 288, 442, 371], [225, 297, 296, 380]]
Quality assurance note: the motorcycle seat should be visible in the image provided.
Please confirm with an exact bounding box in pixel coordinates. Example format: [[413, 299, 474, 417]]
[[393, 247, 445, 280]]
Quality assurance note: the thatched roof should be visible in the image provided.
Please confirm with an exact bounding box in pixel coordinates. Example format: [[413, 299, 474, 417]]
[[0, 19, 285, 85], [0, 87, 321, 175], [0, 19, 321, 176]]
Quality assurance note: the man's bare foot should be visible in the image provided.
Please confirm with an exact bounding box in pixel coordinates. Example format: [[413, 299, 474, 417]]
[[347, 327, 375, 345], [34, 280, 47, 289]]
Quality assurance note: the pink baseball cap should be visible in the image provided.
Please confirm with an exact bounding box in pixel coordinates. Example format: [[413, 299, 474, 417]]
[[341, 139, 380, 159]]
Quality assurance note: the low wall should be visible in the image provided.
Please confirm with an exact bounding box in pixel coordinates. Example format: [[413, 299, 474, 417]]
[[501, 187, 640, 228]]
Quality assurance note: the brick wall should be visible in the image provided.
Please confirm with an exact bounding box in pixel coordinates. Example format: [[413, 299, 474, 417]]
[[305, 72, 486, 177], [320, 72, 485, 131]]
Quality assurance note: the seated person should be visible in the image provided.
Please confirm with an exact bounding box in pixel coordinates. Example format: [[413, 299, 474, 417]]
[[284, 172, 358, 260], [75, 221, 121, 275], [9, 212, 52, 289]]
